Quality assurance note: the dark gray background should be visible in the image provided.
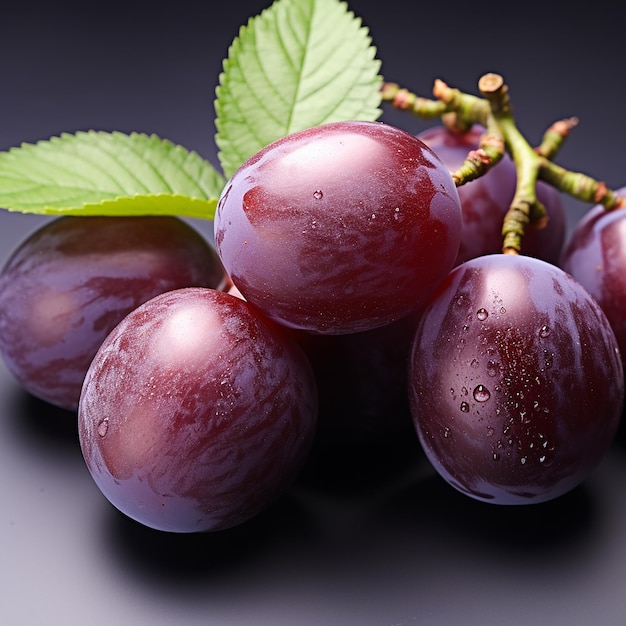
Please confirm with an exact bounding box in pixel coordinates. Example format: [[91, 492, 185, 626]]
[[2, 2, 626, 625]]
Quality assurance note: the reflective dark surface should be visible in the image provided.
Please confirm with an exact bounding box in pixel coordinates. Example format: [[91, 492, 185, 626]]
[[3, 1, 626, 624], [3, 372, 626, 625]]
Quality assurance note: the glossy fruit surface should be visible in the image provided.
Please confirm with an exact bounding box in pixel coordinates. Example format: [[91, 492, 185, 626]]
[[78, 287, 318, 533], [0, 216, 227, 410], [409, 254, 623, 504], [418, 125, 566, 265], [560, 187, 626, 361], [214, 120, 462, 334]]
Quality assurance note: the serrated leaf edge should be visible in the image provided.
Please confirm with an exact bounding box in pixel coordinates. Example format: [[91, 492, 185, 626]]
[[0, 131, 226, 218], [214, 0, 383, 179]]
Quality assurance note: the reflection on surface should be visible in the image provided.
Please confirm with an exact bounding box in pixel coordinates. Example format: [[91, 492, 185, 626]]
[[102, 489, 322, 589], [100, 439, 599, 594], [0, 368, 623, 626], [373, 470, 597, 558]]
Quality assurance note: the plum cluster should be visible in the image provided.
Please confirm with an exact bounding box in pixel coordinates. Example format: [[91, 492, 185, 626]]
[[0, 120, 623, 533]]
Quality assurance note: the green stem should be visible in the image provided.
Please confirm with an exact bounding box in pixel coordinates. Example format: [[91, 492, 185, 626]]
[[497, 116, 549, 253], [451, 132, 505, 186], [380, 82, 447, 119], [478, 74, 546, 253], [539, 160, 626, 210], [382, 73, 626, 247], [381, 80, 490, 127], [535, 117, 579, 160]]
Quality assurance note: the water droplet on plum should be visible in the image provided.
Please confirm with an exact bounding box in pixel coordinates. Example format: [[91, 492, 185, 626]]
[[313, 189, 323, 200], [486, 360, 500, 376], [97, 418, 109, 437], [473, 384, 491, 402], [541, 348, 554, 369], [476, 308, 488, 321], [460, 401, 470, 412]]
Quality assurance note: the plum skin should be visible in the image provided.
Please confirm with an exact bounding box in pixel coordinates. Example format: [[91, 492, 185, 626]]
[[0, 215, 227, 410], [214, 120, 462, 334], [78, 287, 318, 533], [560, 187, 626, 363], [418, 125, 566, 266], [408, 254, 624, 504]]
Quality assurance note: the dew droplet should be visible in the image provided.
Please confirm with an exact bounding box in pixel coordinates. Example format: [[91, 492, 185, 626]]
[[486, 426, 494, 437], [486, 360, 500, 377], [539, 325, 551, 338], [460, 401, 470, 412], [443, 426, 451, 438], [492, 452, 500, 461], [313, 189, 323, 199], [476, 308, 489, 321], [97, 418, 109, 437], [470, 358, 479, 369], [473, 384, 491, 402], [499, 307, 507, 314]]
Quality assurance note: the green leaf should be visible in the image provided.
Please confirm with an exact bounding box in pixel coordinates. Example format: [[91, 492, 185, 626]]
[[0, 131, 225, 219], [215, 0, 383, 179]]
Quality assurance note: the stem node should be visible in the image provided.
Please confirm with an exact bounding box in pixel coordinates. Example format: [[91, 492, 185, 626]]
[[384, 73, 626, 233]]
